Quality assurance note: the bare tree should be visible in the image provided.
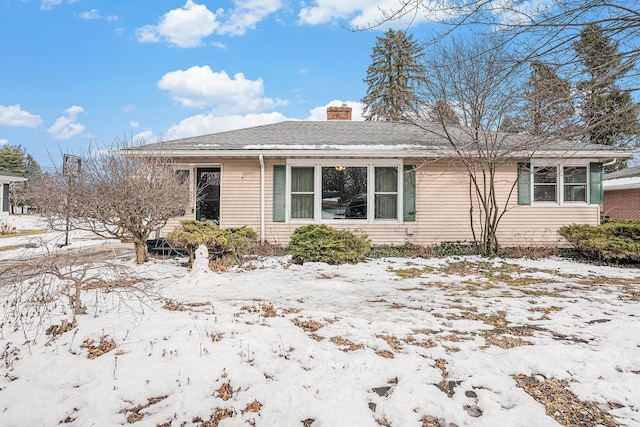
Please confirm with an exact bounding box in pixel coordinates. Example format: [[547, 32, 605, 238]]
[[31, 148, 191, 264], [416, 36, 540, 254]]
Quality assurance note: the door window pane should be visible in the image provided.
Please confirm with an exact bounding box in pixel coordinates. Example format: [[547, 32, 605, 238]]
[[197, 168, 221, 224], [322, 166, 367, 219]]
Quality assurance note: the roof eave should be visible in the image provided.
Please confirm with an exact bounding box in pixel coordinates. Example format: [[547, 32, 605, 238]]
[[121, 147, 634, 160]]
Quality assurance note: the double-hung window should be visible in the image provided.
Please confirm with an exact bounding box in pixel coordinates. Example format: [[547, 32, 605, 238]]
[[375, 167, 398, 219], [520, 162, 601, 205], [533, 166, 558, 202], [563, 166, 587, 202], [291, 167, 314, 219], [287, 161, 404, 223]]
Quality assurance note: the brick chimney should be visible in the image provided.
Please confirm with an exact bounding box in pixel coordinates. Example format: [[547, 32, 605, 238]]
[[327, 104, 352, 121]]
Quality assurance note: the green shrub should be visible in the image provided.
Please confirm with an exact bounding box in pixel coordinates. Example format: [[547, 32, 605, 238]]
[[166, 220, 258, 265], [428, 241, 479, 257], [559, 220, 640, 265], [367, 244, 429, 259], [287, 225, 371, 265]]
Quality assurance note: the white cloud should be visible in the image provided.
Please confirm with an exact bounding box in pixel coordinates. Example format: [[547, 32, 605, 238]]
[[78, 9, 100, 20], [106, 15, 119, 23], [47, 105, 85, 140], [0, 104, 43, 127], [136, 0, 283, 47], [166, 112, 287, 140], [164, 99, 363, 140], [40, 0, 78, 10], [135, 25, 161, 43], [123, 104, 136, 112], [0, 139, 8, 145], [306, 100, 365, 121], [129, 121, 140, 129], [131, 130, 162, 146], [218, 0, 282, 36], [136, 1, 219, 48], [298, 0, 439, 28], [40, 0, 63, 10], [158, 65, 288, 113]]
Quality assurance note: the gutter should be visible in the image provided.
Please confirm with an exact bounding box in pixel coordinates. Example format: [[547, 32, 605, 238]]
[[122, 147, 634, 160], [259, 153, 265, 244]]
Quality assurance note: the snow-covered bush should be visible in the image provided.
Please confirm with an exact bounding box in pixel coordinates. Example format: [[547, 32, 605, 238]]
[[287, 224, 370, 265]]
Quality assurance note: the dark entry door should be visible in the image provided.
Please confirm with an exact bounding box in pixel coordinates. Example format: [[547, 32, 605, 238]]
[[196, 167, 221, 224]]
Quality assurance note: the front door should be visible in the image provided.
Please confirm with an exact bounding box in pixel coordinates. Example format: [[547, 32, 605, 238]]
[[196, 167, 221, 225]]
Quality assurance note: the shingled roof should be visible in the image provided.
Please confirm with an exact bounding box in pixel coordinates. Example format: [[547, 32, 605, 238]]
[[128, 120, 632, 159]]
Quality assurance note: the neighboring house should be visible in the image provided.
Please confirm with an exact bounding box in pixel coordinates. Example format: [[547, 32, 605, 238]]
[[0, 171, 27, 218], [603, 165, 640, 220], [126, 106, 632, 247]]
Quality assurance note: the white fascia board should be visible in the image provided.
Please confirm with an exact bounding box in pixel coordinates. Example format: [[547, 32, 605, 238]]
[[122, 147, 633, 160], [121, 149, 449, 158], [0, 176, 27, 183], [603, 177, 640, 190]]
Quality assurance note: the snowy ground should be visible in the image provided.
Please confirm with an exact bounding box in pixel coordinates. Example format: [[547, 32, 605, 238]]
[[1, 216, 640, 427]]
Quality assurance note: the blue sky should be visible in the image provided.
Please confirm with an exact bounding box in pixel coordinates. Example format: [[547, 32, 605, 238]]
[[0, 0, 434, 170]]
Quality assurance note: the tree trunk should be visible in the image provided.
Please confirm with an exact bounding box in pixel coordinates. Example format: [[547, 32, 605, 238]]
[[134, 239, 148, 264]]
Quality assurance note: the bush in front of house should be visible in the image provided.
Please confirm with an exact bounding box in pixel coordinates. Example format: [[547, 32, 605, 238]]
[[166, 220, 258, 265], [559, 220, 640, 265], [287, 224, 371, 265]]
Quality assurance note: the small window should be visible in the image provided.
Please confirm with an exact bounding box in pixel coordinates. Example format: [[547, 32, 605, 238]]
[[291, 167, 314, 219], [563, 166, 587, 202], [533, 166, 557, 202], [375, 167, 398, 219]]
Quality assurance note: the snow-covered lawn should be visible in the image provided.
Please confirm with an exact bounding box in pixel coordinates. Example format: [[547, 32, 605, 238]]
[[1, 216, 639, 427]]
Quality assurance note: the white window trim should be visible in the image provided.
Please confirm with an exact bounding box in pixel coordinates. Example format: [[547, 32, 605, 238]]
[[530, 160, 591, 206], [286, 159, 404, 224]]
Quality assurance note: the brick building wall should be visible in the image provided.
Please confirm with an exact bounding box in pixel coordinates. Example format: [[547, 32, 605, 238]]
[[603, 188, 640, 220]]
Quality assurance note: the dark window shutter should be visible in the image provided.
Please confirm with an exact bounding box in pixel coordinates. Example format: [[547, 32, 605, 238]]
[[273, 165, 286, 222], [517, 163, 531, 205], [403, 165, 416, 222], [2, 184, 8, 212], [589, 162, 603, 205]]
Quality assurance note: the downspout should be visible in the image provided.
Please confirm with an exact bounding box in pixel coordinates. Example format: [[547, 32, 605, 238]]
[[259, 153, 265, 244]]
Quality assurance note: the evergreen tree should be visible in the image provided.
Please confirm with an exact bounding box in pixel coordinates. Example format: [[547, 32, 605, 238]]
[[524, 61, 573, 136], [574, 23, 639, 148], [0, 145, 26, 176], [498, 116, 524, 133], [0, 145, 43, 211], [362, 29, 426, 121], [428, 100, 460, 125]]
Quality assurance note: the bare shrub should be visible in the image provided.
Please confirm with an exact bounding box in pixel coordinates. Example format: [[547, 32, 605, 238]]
[[30, 146, 191, 264], [0, 246, 153, 340]]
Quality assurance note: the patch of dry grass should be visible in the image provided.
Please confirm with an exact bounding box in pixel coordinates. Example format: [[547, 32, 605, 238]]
[[291, 317, 323, 332], [376, 334, 403, 352], [514, 375, 619, 427], [330, 336, 364, 352]]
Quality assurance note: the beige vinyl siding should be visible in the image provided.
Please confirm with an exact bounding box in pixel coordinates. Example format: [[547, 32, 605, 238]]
[[264, 158, 599, 246], [159, 157, 600, 247], [411, 159, 599, 246], [219, 159, 262, 229]]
